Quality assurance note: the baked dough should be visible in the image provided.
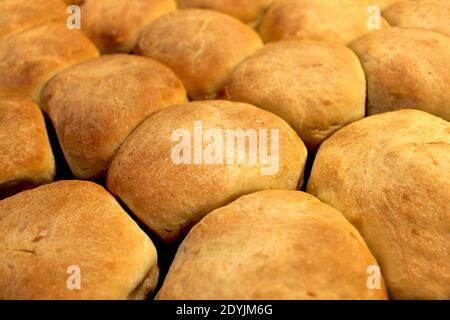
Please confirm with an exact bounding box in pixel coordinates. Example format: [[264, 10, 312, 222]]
[[107, 100, 307, 243], [0, 0, 67, 40], [308, 109, 450, 299], [259, 0, 390, 44], [0, 22, 99, 103], [383, 0, 450, 37], [0, 180, 159, 300], [0, 95, 55, 199], [157, 190, 388, 300], [136, 9, 263, 100], [81, 0, 177, 53], [367, 0, 408, 10], [41, 54, 187, 180], [351, 28, 450, 121], [221, 40, 366, 149], [63, 0, 85, 5], [177, 0, 274, 25]]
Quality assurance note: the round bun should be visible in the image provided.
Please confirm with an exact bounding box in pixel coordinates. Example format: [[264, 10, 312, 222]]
[[0, 180, 159, 300], [351, 28, 450, 121], [0, 0, 66, 40], [0, 96, 55, 199], [41, 54, 187, 180], [81, 0, 177, 53], [0, 22, 99, 103], [136, 9, 263, 100], [308, 109, 450, 299], [107, 100, 307, 243], [221, 40, 366, 149], [157, 190, 388, 300], [177, 0, 274, 25], [258, 0, 390, 44], [383, 0, 450, 37]]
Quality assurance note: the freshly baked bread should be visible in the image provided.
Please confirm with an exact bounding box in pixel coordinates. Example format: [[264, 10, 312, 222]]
[[0, 22, 99, 103], [308, 109, 450, 299], [0, 180, 159, 300], [0, 0, 67, 40], [136, 9, 263, 100], [259, 0, 390, 44], [0, 96, 55, 199], [107, 100, 307, 243], [221, 40, 366, 149], [157, 190, 388, 300], [41, 54, 187, 180], [384, 0, 450, 37], [81, 0, 177, 53], [177, 0, 274, 25], [351, 28, 450, 121]]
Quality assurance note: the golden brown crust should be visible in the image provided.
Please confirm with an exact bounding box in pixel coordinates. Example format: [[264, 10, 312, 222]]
[[308, 109, 450, 299], [177, 0, 274, 24], [383, 0, 450, 37], [258, 0, 390, 44], [367, 0, 408, 10], [64, 0, 85, 5], [0, 180, 159, 300], [0, 95, 55, 199], [107, 100, 307, 243], [221, 40, 366, 149], [41, 54, 187, 180], [350, 28, 450, 121], [136, 9, 263, 100], [0, 22, 99, 103], [0, 0, 67, 40], [157, 190, 388, 300], [81, 0, 177, 53]]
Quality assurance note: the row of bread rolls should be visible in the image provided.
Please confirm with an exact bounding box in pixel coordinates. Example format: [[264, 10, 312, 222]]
[[158, 108, 450, 300], [1, 108, 448, 299], [2, 0, 448, 49], [2, 0, 449, 118], [0, 0, 449, 300], [45, 8, 450, 180], [2, 1, 447, 184]]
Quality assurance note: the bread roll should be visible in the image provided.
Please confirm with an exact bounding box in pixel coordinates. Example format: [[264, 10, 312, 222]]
[[351, 28, 450, 121], [81, 0, 177, 53], [0, 96, 55, 199], [0, 0, 67, 40], [157, 190, 388, 300], [107, 100, 307, 243], [0, 22, 99, 103], [221, 40, 366, 149], [308, 110, 450, 299], [259, 0, 390, 44], [41, 54, 187, 180], [136, 9, 263, 100], [0, 180, 159, 300], [384, 0, 450, 37], [177, 0, 274, 25]]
